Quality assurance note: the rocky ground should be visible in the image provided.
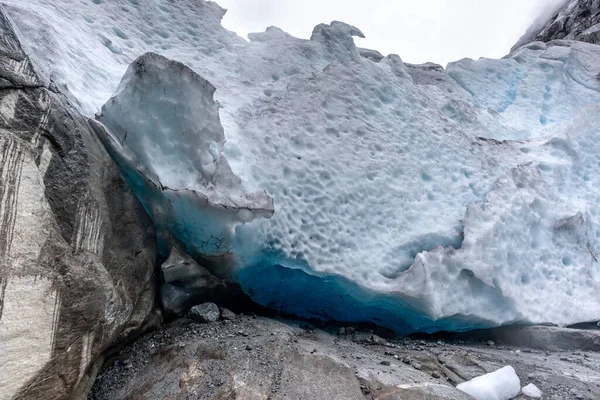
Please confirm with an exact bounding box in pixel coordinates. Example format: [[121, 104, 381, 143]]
[[90, 309, 600, 400]]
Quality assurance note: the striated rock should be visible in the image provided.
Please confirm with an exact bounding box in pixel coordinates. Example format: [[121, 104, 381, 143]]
[[0, 7, 158, 400]]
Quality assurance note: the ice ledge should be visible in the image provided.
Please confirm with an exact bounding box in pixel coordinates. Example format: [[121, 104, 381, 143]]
[[93, 52, 273, 258]]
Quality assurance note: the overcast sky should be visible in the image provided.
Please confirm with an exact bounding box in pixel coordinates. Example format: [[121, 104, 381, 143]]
[[217, 0, 564, 66]]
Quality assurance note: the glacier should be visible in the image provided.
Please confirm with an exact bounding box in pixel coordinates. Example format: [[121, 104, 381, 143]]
[[6, 0, 600, 333]]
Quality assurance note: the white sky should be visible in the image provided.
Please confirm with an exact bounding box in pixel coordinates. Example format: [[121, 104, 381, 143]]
[[216, 0, 563, 67]]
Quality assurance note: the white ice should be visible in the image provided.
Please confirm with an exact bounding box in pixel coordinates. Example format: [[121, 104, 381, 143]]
[[521, 383, 543, 398], [456, 366, 521, 400], [92, 52, 273, 257], [7, 0, 600, 330]]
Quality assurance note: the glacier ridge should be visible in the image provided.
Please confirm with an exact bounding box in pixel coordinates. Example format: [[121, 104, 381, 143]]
[[7, 0, 600, 332]]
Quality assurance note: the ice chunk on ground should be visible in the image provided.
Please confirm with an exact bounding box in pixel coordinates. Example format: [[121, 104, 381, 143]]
[[456, 366, 521, 400], [521, 383, 543, 398]]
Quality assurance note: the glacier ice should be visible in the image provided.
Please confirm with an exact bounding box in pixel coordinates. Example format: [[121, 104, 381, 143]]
[[456, 366, 521, 400], [7, 0, 600, 332], [92, 52, 273, 258]]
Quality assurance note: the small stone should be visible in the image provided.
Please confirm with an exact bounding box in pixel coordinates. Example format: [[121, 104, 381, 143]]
[[412, 362, 422, 370], [486, 340, 495, 347], [372, 335, 387, 345], [431, 371, 441, 378], [384, 351, 395, 356], [402, 357, 411, 364], [380, 360, 391, 366], [220, 308, 236, 320], [596, 321, 600, 328], [245, 345, 252, 351], [188, 302, 220, 323], [337, 327, 346, 335]]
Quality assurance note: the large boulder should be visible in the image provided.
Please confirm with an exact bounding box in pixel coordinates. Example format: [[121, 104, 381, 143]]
[[0, 8, 158, 400]]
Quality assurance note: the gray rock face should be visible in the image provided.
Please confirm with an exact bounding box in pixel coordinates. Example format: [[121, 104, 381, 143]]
[[513, 0, 600, 50], [188, 303, 220, 323], [0, 8, 158, 400]]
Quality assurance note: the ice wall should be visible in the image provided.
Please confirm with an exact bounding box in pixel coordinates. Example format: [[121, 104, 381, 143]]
[[8, 0, 600, 332]]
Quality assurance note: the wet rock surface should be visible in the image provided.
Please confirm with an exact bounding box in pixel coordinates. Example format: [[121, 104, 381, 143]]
[[90, 315, 600, 400]]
